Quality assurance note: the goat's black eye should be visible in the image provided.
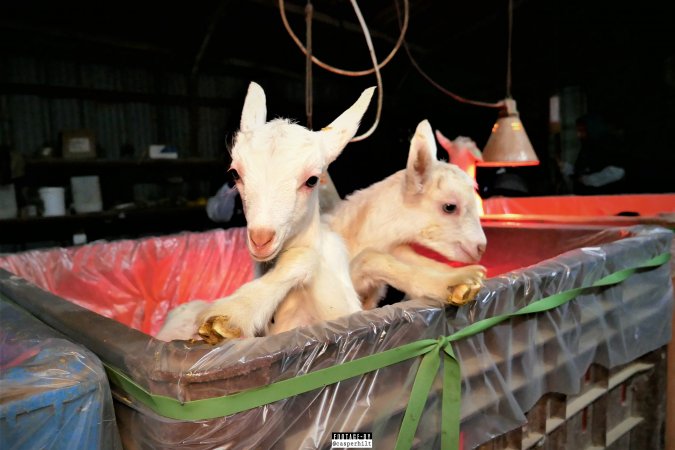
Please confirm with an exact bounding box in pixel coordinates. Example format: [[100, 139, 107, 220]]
[[305, 176, 319, 188], [442, 203, 458, 214], [229, 169, 241, 182]]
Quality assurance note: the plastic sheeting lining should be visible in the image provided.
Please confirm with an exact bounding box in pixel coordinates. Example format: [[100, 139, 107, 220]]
[[0, 297, 122, 450], [0, 223, 672, 449], [0, 227, 253, 336]]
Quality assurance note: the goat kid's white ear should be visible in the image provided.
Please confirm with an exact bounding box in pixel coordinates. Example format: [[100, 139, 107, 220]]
[[240, 82, 267, 132], [406, 119, 438, 194], [319, 87, 376, 164]]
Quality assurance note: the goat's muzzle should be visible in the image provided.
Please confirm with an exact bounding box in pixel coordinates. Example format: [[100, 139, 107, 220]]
[[458, 242, 486, 263], [248, 228, 277, 259]]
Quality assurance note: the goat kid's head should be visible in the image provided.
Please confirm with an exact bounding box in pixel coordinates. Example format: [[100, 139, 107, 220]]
[[230, 82, 375, 261], [404, 120, 487, 264], [434, 129, 483, 176]]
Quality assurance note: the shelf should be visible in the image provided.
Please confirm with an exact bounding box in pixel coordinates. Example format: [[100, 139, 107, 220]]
[[25, 157, 229, 170], [20, 157, 230, 186], [0, 205, 245, 248], [5, 160, 236, 249], [2, 204, 205, 223]]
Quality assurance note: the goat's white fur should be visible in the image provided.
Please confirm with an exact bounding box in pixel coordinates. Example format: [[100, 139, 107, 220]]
[[156, 115, 486, 342], [324, 119, 487, 309], [157, 82, 374, 342]]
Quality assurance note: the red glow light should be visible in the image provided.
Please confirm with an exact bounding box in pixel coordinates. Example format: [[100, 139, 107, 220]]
[[476, 160, 540, 167]]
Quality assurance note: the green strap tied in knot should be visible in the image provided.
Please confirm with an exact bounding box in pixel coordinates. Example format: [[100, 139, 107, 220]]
[[104, 252, 671, 450]]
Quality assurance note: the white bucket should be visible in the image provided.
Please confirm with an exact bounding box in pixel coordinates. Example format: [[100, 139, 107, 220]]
[[0, 184, 18, 219], [39, 187, 67, 217], [70, 175, 103, 213]]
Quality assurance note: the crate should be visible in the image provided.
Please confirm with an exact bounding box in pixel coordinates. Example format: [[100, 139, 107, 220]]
[[482, 193, 675, 449], [478, 348, 667, 449], [0, 224, 672, 449], [0, 297, 122, 450]]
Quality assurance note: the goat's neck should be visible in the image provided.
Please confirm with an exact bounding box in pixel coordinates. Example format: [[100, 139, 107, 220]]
[[329, 171, 411, 256], [287, 200, 322, 250], [257, 201, 321, 277]]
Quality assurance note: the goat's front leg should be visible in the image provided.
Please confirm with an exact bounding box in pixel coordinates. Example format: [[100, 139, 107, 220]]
[[391, 245, 487, 304], [351, 247, 486, 309], [197, 246, 318, 344]]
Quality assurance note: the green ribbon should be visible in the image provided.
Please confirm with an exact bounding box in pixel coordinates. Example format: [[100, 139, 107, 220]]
[[104, 252, 671, 450]]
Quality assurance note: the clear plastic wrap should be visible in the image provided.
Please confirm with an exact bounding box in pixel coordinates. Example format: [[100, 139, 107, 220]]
[[0, 297, 122, 450], [0, 223, 672, 449], [0, 227, 253, 336]]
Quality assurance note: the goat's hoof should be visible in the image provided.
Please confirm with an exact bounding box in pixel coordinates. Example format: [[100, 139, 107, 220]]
[[447, 282, 482, 306], [198, 315, 242, 345]]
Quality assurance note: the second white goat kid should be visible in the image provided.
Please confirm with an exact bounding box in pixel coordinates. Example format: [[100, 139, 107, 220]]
[[434, 129, 486, 216], [192, 82, 374, 344], [325, 119, 487, 310]]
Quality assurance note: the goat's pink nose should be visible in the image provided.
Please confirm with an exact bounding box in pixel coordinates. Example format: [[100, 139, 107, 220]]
[[249, 228, 276, 249], [477, 243, 487, 257]]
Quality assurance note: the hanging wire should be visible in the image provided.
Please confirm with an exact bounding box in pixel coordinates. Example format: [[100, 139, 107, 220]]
[[506, 0, 513, 98], [279, 0, 394, 141], [279, 0, 409, 77], [281, 0, 512, 140], [401, 42, 504, 109], [394, 0, 504, 109], [346, 0, 383, 141], [305, 0, 313, 129]]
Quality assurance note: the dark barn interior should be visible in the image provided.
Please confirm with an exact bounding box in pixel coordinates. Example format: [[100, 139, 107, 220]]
[[1, 3, 675, 449], [1, 0, 673, 249]]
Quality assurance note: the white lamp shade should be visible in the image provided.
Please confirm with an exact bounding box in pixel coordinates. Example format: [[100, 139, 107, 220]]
[[478, 99, 539, 167]]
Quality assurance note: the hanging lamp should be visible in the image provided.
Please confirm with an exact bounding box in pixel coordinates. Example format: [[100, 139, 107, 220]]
[[477, 0, 539, 167], [479, 98, 539, 166]]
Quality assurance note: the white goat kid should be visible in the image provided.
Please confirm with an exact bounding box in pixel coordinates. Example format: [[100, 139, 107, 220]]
[[191, 82, 374, 344], [156, 114, 483, 343], [434, 130, 483, 176], [325, 119, 487, 310]]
